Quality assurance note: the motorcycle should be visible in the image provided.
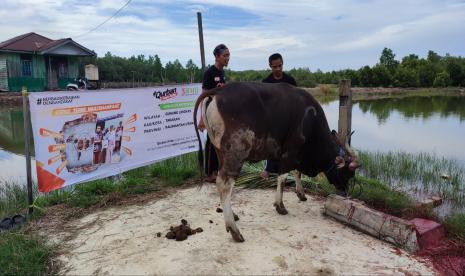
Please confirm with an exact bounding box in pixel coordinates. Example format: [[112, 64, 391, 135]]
[[66, 77, 89, 91]]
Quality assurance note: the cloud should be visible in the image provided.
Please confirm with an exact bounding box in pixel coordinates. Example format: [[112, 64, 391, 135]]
[[0, 0, 464, 71]]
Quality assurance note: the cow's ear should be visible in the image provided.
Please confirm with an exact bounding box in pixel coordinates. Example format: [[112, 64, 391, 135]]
[[331, 130, 342, 146]]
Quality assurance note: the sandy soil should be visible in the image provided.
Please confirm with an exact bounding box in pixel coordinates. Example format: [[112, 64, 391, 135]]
[[47, 185, 435, 275]]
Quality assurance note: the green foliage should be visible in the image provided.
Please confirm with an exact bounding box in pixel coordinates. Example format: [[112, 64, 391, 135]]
[[150, 152, 199, 187], [379, 47, 399, 73], [358, 150, 465, 206], [350, 176, 414, 216], [0, 231, 53, 276], [433, 71, 451, 87], [83, 48, 464, 88], [0, 181, 31, 219], [444, 212, 465, 241]]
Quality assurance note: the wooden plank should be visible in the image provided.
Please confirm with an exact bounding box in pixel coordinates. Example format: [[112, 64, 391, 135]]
[[338, 79, 352, 145], [0, 59, 8, 91], [324, 194, 419, 253]]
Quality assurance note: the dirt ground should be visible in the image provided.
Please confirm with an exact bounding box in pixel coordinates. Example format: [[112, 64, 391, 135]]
[[40, 185, 436, 275]]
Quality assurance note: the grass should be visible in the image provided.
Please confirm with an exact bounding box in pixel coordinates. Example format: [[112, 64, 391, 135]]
[[0, 230, 55, 275], [150, 152, 200, 187], [444, 212, 465, 242], [358, 150, 465, 205]]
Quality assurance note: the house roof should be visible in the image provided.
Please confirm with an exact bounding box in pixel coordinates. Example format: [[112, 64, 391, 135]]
[[0, 32, 96, 56]]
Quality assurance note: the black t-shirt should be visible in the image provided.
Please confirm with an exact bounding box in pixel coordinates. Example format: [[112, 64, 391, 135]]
[[202, 65, 226, 90], [262, 72, 297, 86]]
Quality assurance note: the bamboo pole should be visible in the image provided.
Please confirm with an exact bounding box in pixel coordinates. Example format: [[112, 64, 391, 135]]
[[22, 87, 34, 214], [197, 12, 206, 72], [338, 79, 352, 145]]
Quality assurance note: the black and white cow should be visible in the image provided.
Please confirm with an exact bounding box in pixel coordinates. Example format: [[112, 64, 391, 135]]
[[193, 82, 359, 242]]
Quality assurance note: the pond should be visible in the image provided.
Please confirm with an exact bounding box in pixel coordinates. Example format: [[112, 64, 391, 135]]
[[0, 94, 464, 215]]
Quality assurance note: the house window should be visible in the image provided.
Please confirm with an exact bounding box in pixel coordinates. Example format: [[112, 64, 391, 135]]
[[20, 55, 32, 77]]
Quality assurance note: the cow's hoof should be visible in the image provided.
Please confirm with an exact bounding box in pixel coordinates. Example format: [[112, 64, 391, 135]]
[[227, 226, 245, 242], [233, 213, 240, 221], [274, 202, 288, 215], [297, 192, 307, 201]]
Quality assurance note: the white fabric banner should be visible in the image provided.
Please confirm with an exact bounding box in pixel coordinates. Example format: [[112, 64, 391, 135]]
[[28, 84, 202, 192]]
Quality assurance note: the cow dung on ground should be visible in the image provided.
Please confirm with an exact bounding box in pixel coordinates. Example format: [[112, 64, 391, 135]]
[[165, 219, 203, 241]]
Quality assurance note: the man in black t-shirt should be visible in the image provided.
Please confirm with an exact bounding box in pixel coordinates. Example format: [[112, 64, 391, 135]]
[[198, 44, 230, 182], [262, 53, 297, 85], [261, 53, 297, 179]]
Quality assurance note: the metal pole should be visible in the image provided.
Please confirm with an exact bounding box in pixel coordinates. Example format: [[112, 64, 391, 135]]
[[22, 88, 34, 214], [338, 79, 352, 146], [197, 12, 206, 72]]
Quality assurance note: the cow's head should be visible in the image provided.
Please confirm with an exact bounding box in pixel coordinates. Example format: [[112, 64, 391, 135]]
[[325, 130, 359, 195]]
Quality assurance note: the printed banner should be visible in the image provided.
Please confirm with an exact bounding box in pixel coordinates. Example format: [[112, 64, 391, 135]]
[[29, 84, 203, 192]]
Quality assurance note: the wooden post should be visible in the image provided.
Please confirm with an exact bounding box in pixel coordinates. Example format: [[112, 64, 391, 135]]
[[197, 12, 206, 72], [22, 87, 34, 214], [338, 79, 352, 145]]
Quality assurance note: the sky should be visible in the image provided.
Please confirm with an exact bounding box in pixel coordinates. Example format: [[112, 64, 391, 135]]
[[1, 0, 464, 71]]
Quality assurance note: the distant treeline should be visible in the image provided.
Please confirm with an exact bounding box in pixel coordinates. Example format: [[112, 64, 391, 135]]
[[80, 48, 465, 88]]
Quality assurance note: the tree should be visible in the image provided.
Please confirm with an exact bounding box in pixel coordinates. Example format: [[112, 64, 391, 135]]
[[433, 71, 451, 87], [372, 64, 391, 87], [445, 59, 464, 86], [358, 66, 374, 87], [418, 63, 438, 87], [401, 54, 420, 69], [394, 67, 418, 87], [427, 50, 441, 63], [379, 47, 399, 73]]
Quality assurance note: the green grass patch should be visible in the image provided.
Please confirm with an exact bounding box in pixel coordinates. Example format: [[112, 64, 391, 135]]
[[0, 230, 54, 275], [349, 175, 415, 217], [444, 212, 465, 242], [358, 150, 465, 206], [150, 152, 199, 187], [0, 181, 29, 219]]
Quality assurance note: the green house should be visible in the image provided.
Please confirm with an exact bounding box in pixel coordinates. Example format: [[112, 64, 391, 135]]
[[0, 32, 96, 92]]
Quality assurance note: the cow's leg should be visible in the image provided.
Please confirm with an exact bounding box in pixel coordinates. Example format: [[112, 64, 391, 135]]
[[294, 170, 307, 201], [274, 173, 289, 215], [216, 171, 244, 242]]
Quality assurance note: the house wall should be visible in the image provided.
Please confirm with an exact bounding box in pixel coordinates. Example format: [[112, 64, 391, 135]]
[[0, 52, 85, 92], [0, 56, 8, 91], [0, 52, 47, 92]]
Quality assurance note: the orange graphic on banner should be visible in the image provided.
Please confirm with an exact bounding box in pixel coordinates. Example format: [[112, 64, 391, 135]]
[[125, 126, 136, 132], [52, 103, 121, 116], [48, 154, 61, 165], [126, 113, 137, 124], [48, 144, 66, 152], [122, 136, 131, 142], [36, 161, 65, 193], [56, 160, 68, 174], [122, 146, 133, 156], [40, 128, 63, 139]]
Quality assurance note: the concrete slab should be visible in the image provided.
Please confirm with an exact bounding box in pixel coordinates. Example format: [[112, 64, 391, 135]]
[[324, 194, 419, 253], [410, 218, 445, 250]]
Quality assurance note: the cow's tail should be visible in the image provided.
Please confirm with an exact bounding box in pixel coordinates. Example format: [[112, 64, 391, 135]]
[[193, 89, 218, 181]]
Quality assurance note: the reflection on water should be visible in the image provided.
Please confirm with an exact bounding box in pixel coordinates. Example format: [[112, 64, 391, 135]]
[[0, 147, 37, 184], [357, 96, 465, 124], [0, 107, 36, 183], [321, 96, 465, 164]]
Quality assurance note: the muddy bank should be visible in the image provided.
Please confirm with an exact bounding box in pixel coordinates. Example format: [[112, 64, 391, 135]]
[[0, 92, 23, 106], [39, 186, 435, 275]]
